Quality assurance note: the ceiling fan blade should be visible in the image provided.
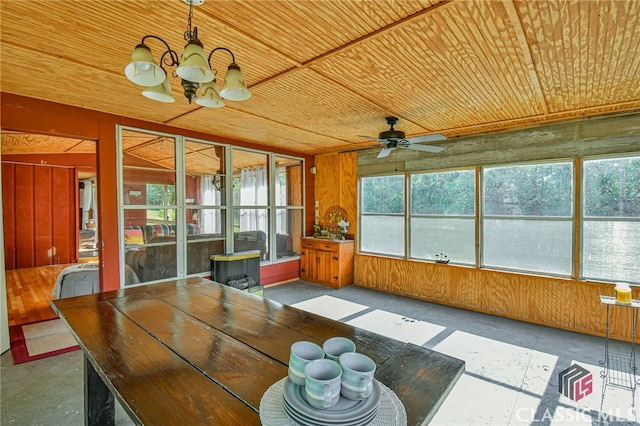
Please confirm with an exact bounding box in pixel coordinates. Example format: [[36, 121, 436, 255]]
[[406, 134, 447, 144], [377, 147, 395, 158], [406, 144, 445, 153], [357, 135, 387, 142]]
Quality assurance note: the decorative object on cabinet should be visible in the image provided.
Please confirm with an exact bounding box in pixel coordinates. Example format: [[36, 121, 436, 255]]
[[337, 219, 349, 240], [300, 238, 354, 289], [325, 205, 347, 226]]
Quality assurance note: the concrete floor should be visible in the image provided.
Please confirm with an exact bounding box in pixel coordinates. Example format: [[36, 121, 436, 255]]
[[1, 280, 638, 425]]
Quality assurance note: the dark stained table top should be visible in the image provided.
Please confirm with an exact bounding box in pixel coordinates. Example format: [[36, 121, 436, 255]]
[[53, 278, 465, 425]]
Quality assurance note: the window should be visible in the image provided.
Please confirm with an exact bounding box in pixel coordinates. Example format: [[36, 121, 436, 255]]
[[274, 156, 303, 258], [121, 130, 178, 284], [482, 162, 574, 275], [184, 139, 227, 275], [119, 126, 304, 287], [410, 170, 475, 264], [146, 183, 175, 221], [232, 149, 269, 260], [360, 175, 405, 256], [582, 155, 640, 282]]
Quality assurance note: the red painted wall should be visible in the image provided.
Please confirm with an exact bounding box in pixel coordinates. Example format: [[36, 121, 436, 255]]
[[1, 93, 313, 290], [2, 162, 76, 269]]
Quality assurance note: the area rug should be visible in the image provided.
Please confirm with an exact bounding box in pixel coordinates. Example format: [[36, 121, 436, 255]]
[[9, 318, 79, 364]]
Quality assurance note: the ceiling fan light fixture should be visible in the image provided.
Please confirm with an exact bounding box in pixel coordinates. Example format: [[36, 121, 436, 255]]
[[220, 63, 251, 101], [123, 0, 250, 107]]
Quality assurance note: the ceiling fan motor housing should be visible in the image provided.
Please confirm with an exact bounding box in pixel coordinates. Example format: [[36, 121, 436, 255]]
[[379, 129, 405, 140], [380, 116, 404, 140]]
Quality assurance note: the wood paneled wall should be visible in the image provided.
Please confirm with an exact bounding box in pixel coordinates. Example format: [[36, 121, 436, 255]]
[[310, 148, 638, 342], [354, 254, 638, 342], [314, 152, 358, 236], [2, 162, 76, 269]]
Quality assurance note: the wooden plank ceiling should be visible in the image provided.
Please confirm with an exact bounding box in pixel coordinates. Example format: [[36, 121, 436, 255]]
[[1, 0, 639, 158]]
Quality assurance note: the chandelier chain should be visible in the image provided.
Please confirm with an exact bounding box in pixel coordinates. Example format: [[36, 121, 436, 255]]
[[184, 0, 196, 41]]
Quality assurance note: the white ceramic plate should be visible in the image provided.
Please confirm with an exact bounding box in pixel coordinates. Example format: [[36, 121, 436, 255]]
[[282, 378, 380, 423], [283, 400, 379, 426]]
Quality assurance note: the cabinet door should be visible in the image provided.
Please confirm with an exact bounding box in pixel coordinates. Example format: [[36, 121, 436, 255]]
[[329, 252, 341, 286], [316, 250, 332, 283]]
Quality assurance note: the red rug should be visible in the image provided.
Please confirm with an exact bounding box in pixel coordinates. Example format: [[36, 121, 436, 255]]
[[9, 318, 80, 364]]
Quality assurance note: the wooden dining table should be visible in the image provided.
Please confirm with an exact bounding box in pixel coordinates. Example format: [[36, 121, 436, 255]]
[[53, 277, 465, 425]]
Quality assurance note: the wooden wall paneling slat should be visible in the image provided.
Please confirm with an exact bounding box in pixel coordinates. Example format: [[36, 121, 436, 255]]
[[574, 283, 609, 336], [416, 262, 449, 302], [53, 169, 79, 263], [34, 166, 54, 266], [14, 164, 35, 268], [52, 167, 77, 264], [449, 266, 481, 309], [314, 154, 341, 223], [2, 162, 17, 269], [525, 279, 575, 328], [339, 152, 358, 238], [289, 165, 303, 253]]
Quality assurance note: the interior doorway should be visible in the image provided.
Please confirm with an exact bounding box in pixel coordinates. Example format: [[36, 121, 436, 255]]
[[1, 130, 97, 326]]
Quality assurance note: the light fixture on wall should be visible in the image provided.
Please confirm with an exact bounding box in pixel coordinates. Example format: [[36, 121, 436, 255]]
[[124, 0, 250, 108]]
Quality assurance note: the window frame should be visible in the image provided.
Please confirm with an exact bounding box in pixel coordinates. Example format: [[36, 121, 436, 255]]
[[358, 173, 406, 258], [117, 125, 305, 288], [479, 160, 575, 277], [580, 153, 640, 283], [408, 168, 477, 265]]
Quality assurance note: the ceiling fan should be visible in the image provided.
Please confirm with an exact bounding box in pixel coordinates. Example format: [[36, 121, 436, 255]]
[[358, 117, 447, 158]]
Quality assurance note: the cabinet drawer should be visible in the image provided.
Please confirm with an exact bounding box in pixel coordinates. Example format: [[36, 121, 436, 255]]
[[301, 239, 338, 253]]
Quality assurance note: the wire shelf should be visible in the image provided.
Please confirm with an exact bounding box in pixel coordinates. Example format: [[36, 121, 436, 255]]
[[604, 352, 637, 390]]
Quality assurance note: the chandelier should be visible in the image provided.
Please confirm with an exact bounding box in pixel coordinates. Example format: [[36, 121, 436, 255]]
[[124, 0, 250, 108]]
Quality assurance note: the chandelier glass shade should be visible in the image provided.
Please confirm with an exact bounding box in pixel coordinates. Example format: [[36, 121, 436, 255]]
[[124, 0, 250, 107]]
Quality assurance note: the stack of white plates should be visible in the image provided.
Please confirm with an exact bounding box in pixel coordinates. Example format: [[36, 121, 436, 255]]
[[282, 378, 381, 426]]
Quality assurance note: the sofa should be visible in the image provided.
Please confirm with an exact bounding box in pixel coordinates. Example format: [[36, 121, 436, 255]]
[[125, 235, 225, 283], [234, 230, 267, 259], [124, 225, 269, 283]]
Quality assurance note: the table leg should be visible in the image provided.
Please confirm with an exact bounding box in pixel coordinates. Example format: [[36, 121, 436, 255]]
[[85, 356, 115, 425]]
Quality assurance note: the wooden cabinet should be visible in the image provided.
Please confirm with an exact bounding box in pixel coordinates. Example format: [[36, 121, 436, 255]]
[[300, 238, 354, 288]]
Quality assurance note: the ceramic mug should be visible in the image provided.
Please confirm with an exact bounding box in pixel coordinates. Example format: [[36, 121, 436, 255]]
[[323, 336, 356, 361], [304, 359, 342, 409], [288, 341, 325, 386], [339, 352, 376, 400]]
